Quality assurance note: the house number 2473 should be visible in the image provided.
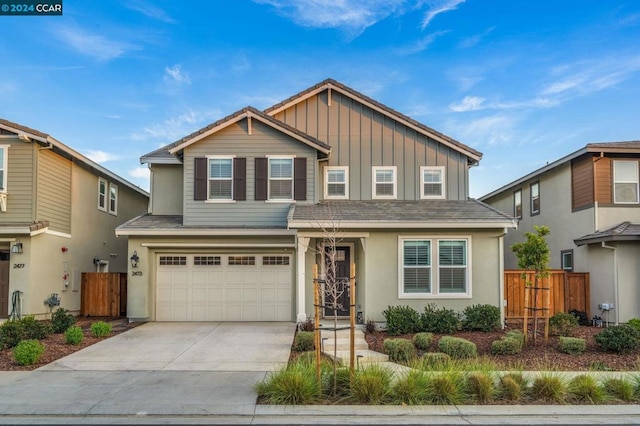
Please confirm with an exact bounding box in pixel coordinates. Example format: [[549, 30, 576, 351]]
[[13, 264, 25, 269]]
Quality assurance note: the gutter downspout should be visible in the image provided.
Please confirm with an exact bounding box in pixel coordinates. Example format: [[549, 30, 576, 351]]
[[499, 230, 506, 328], [601, 242, 619, 325]]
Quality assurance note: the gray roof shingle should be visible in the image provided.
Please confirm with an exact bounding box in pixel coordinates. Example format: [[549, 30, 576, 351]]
[[574, 221, 640, 246]]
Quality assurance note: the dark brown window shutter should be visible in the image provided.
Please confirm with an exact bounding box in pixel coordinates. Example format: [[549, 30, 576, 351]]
[[233, 157, 246, 201], [194, 157, 207, 201], [255, 157, 268, 201], [294, 157, 307, 201]]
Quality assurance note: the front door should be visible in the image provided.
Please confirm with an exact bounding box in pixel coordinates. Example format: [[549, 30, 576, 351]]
[[0, 253, 9, 318], [323, 245, 351, 317]]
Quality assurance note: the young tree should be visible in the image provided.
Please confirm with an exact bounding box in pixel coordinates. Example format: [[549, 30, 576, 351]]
[[511, 225, 550, 345]]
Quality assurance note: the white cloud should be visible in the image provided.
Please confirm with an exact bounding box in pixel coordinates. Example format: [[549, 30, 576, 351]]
[[164, 64, 191, 85], [449, 96, 485, 112], [131, 108, 221, 142], [421, 0, 466, 29], [396, 31, 448, 55], [458, 26, 495, 49], [449, 95, 559, 112], [125, 0, 176, 23], [50, 23, 142, 61], [453, 113, 520, 146], [84, 150, 119, 163], [129, 166, 150, 179]]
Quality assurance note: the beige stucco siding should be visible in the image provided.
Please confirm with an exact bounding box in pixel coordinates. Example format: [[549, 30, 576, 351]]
[[1, 140, 35, 222], [274, 91, 470, 200], [37, 149, 71, 233], [150, 164, 183, 215], [183, 119, 317, 227]]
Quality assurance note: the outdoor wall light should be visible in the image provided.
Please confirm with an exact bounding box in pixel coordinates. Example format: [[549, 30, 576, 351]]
[[11, 241, 23, 254], [130, 251, 139, 269]]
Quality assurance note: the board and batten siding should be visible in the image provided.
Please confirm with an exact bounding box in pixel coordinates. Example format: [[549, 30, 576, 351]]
[[37, 149, 71, 233], [2, 140, 35, 222], [571, 155, 594, 210], [273, 90, 469, 200], [183, 119, 317, 227]]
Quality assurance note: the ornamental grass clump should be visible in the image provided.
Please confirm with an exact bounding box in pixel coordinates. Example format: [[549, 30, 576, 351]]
[[438, 336, 477, 359], [412, 332, 433, 350], [466, 371, 495, 403], [603, 377, 636, 402], [349, 364, 392, 404], [558, 336, 586, 355], [498, 373, 528, 402], [416, 352, 451, 371], [13, 339, 45, 366], [90, 321, 112, 338], [567, 374, 606, 404], [530, 373, 567, 403], [424, 372, 467, 405], [64, 326, 84, 346], [383, 338, 416, 363], [292, 331, 314, 352], [390, 369, 430, 405], [255, 361, 321, 405]]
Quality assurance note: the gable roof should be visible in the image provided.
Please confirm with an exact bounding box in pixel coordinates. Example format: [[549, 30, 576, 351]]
[[0, 118, 148, 197], [141, 106, 331, 164], [480, 141, 640, 201], [574, 221, 640, 246], [265, 78, 483, 164], [287, 199, 516, 229]]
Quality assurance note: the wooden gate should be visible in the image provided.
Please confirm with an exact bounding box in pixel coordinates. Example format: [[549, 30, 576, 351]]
[[504, 270, 590, 319], [81, 273, 127, 316]]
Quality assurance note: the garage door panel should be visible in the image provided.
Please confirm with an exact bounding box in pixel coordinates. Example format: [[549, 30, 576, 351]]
[[157, 254, 291, 321]]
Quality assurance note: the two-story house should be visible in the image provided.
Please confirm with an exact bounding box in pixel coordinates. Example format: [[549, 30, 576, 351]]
[[481, 142, 640, 324], [117, 79, 516, 324], [0, 119, 149, 319]]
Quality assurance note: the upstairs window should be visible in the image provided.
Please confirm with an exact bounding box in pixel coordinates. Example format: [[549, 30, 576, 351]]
[[513, 189, 522, 218], [372, 166, 397, 199], [98, 178, 107, 211], [530, 182, 540, 215], [613, 160, 639, 204], [269, 157, 294, 200], [208, 157, 233, 200], [109, 183, 118, 215], [325, 166, 348, 199], [420, 166, 445, 199], [0, 146, 7, 192]]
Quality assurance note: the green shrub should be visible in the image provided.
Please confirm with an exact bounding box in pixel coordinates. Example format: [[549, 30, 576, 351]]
[[505, 330, 525, 347], [391, 370, 430, 405], [558, 336, 586, 355], [383, 338, 416, 363], [421, 304, 459, 334], [255, 361, 321, 405], [90, 321, 112, 338], [466, 371, 495, 403], [438, 336, 477, 359], [595, 325, 640, 354], [0, 320, 25, 348], [425, 372, 467, 405], [64, 326, 84, 346], [568, 374, 606, 404], [292, 331, 314, 352], [549, 312, 578, 336], [382, 305, 422, 335], [627, 318, 640, 333], [412, 332, 433, 350], [530, 374, 567, 403], [20, 316, 51, 340], [462, 304, 501, 332], [491, 337, 522, 355], [350, 364, 392, 404], [417, 352, 451, 370], [569, 309, 589, 326], [13, 339, 45, 366], [51, 308, 76, 333], [498, 374, 525, 402], [604, 378, 636, 402]]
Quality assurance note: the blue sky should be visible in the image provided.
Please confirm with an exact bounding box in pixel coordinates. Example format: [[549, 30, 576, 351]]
[[1, 0, 639, 197]]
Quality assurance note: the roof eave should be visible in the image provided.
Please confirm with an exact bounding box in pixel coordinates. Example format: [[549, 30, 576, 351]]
[[288, 220, 517, 229]]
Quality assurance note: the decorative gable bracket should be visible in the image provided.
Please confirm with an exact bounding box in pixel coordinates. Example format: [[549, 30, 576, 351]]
[[0, 192, 6, 212]]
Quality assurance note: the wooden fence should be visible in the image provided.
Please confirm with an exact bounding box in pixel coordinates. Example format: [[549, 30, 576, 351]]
[[81, 273, 127, 317], [504, 270, 590, 319]]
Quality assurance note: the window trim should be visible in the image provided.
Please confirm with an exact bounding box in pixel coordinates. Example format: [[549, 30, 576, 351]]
[[0, 145, 8, 193], [267, 156, 295, 202], [398, 236, 472, 299], [108, 182, 118, 216], [98, 177, 107, 211], [513, 189, 522, 219], [530, 181, 540, 215], [206, 155, 235, 203], [324, 166, 349, 200], [372, 166, 397, 199], [420, 166, 445, 199], [561, 249, 574, 272], [613, 160, 639, 205]]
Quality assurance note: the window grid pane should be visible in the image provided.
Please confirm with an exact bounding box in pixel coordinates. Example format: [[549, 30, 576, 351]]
[[159, 256, 187, 266], [228, 256, 256, 266], [269, 159, 293, 178], [194, 256, 221, 266], [376, 170, 393, 183], [403, 241, 431, 293]]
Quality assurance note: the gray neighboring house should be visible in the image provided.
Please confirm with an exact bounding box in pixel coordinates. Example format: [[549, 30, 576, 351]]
[[0, 119, 149, 319], [481, 141, 640, 324], [117, 79, 516, 324]]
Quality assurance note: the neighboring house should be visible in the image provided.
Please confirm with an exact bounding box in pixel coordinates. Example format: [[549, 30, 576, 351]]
[[0, 119, 149, 320], [481, 142, 640, 324], [117, 79, 516, 324]]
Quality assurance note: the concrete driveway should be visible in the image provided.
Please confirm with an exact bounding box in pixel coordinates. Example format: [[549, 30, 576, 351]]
[[39, 321, 296, 372]]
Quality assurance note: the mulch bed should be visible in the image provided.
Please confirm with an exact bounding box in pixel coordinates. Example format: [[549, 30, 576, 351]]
[[365, 324, 640, 371], [0, 316, 142, 371]]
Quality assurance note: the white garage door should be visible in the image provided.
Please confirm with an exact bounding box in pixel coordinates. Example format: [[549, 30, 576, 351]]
[[156, 254, 292, 321]]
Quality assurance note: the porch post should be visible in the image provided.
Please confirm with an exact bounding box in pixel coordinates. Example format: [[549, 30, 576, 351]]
[[296, 237, 310, 322]]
